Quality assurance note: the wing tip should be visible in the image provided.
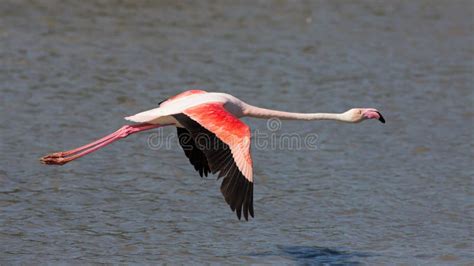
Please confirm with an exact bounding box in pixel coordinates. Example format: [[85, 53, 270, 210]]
[[223, 178, 254, 221]]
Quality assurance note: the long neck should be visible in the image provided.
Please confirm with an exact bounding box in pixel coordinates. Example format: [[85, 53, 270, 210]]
[[243, 104, 350, 122]]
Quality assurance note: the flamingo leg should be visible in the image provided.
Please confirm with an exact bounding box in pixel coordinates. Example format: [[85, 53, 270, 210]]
[[43, 127, 125, 158], [40, 123, 166, 165]]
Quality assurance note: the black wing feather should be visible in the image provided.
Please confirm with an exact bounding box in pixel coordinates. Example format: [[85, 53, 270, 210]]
[[177, 127, 210, 177], [173, 114, 254, 220]]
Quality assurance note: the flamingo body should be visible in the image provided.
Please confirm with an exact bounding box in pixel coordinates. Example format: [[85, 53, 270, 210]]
[[41, 90, 385, 220], [124, 91, 244, 125]]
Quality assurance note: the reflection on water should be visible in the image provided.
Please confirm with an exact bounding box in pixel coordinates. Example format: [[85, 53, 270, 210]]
[[0, 0, 473, 264], [250, 245, 371, 265]]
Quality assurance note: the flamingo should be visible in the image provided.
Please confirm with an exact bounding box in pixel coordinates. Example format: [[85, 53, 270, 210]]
[[40, 90, 385, 220]]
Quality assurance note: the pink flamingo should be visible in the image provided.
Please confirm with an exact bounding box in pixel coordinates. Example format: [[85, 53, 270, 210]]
[[41, 90, 385, 220]]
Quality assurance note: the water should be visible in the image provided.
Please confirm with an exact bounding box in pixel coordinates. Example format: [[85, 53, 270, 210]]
[[1, 0, 473, 264]]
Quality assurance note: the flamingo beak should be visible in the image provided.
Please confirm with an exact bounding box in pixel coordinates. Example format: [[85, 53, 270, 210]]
[[363, 109, 386, 123], [376, 111, 385, 123]]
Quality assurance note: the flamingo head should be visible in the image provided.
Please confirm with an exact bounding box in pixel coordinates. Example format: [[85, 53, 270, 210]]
[[345, 108, 385, 123]]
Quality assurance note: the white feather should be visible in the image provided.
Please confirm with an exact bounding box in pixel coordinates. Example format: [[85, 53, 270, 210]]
[[124, 92, 231, 123]]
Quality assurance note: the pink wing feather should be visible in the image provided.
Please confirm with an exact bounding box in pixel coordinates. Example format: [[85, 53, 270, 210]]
[[174, 102, 254, 220], [183, 103, 253, 182]]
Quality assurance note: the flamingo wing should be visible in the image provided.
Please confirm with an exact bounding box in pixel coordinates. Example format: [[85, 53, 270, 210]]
[[159, 89, 207, 107], [173, 102, 254, 220], [176, 127, 210, 177]]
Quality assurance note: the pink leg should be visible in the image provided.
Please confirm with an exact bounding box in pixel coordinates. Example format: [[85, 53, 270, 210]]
[[40, 123, 167, 165], [43, 126, 126, 158]]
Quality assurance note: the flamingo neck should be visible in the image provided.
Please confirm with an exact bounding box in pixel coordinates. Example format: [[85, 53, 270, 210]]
[[243, 105, 349, 122]]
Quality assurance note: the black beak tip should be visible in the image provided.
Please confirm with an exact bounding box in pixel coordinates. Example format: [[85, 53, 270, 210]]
[[376, 112, 385, 123]]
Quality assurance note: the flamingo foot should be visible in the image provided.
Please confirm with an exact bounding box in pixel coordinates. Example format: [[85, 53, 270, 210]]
[[41, 152, 66, 159], [40, 154, 69, 165]]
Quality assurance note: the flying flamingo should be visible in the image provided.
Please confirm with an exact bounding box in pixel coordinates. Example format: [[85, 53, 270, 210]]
[[41, 90, 385, 220]]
